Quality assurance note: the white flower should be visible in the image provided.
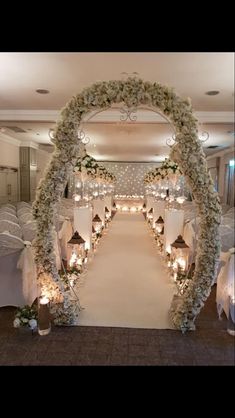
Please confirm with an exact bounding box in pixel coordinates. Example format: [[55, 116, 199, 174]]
[[22, 318, 29, 323], [29, 319, 37, 330], [13, 318, 21, 328]]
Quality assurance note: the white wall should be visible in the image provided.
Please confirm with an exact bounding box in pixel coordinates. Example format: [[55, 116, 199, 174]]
[[0, 137, 20, 168], [207, 147, 235, 202], [36, 148, 52, 186]]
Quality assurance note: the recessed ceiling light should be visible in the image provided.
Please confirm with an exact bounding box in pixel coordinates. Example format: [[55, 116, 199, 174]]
[[205, 90, 220, 96], [36, 89, 50, 94]]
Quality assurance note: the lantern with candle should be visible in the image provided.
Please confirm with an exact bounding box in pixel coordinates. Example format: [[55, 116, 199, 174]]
[[170, 235, 190, 275], [155, 216, 164, 235], [67, 231, 86, 271], [105, 206, 111, 221], [147, 208, 153, 224], [92, 214, 102, 234]]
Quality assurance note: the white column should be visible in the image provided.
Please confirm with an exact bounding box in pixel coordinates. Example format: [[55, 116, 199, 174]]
[[146, 196, 155, 213], [104, 195, 112, 213], [164, 208, 184, 254], [74, 206, 92, 251], [153, 201, 166, 225], [93, 198, 105, 226]]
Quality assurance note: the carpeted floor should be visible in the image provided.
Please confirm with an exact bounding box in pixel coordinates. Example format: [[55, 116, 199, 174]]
[[0, 286, 234, 366], [78, 212, 176, 329]]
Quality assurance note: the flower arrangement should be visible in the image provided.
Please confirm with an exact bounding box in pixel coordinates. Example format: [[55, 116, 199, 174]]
[[73, 144, 116, 184], [33, 77, 221, 331], [144, 158, 182, 184], [13, 305, 38, 330], [74, 148, 99, 180]]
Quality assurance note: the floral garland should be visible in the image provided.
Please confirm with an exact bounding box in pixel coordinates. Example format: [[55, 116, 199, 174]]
[[33, 77, 221, 331], [144, 158, 182, 184]]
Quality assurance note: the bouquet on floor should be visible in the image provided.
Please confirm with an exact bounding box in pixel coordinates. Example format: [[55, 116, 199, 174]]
[[13, 305, 38, 330]]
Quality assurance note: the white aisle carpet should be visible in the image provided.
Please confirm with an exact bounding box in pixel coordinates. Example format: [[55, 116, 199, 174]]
[[78, 212, 176, 329]]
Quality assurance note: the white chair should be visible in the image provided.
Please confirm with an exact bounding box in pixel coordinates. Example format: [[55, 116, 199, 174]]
[[0, 219, 22, 238], [17, 207, 32, 217], [58, 218, 73, 261], [216, 248, 235, 319], [0, 212, 19, 223], [19, 212, 34, 226], [1, 203, 16, 211], [0, 207, 16, 215], [22, 221, 37, 242], [16, 202, 32, 210], [0, 232, 38, 307]]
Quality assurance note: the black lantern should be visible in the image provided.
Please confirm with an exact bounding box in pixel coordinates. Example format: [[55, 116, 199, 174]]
[[147, 207, 153, 221], [105, 206, 111, 220], [155, 216, 164, 234], [170, 235, 190, 274], [67, 231, 86, 269], [92, 214, 102, 233]]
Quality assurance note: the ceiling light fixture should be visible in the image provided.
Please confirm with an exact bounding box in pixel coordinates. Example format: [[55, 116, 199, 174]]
[[205, 90, 220, 96], [36, 89, 50, 94]]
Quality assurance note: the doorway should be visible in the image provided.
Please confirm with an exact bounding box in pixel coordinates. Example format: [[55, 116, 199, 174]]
[[0, 166, 19, 205]]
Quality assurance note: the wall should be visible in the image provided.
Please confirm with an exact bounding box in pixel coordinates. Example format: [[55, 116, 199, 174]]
[[207, 147, 235, 202], [36, 149, 52, 186], [101, 162, 160, 196], [0, 137, 20, 168]]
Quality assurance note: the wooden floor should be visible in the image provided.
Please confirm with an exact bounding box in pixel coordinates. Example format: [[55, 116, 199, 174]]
[[0, 287, 234, 366]]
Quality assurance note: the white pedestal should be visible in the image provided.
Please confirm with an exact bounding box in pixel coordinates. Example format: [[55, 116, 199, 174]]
[[74, 206, 92, 250], [146, 196, 155, 214], [153, 201, 166, 226], [164, 209, 184, 254], [104, 196, 112, 213], [93, 198, 105, 226]]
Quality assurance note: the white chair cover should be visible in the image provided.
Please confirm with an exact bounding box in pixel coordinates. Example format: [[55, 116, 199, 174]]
[[0, 212, 18, 223], [0, 207, 16, 215], [22, 221, 37, 242], [52, 228, 61, 271], [58, 219, 73, 260], [216, 249, 235, 319], [17, 242, 38, 306], [19, 212, 34, 226], [0, 232, 38, 307], [1, 203, 16, 211], [183, 220, 196, 264], [0, 231, 25, 256], [17, 207, 32, 217], [16, 202, 32, 210], [0, 219, 22, 238]]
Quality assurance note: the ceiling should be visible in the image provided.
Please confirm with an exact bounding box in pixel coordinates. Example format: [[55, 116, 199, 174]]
[[0, 52, 234, 111], [0, 52, 234, 161]]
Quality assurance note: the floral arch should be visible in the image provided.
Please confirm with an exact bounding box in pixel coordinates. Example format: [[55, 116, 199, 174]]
[[33, 78, 221, 332]]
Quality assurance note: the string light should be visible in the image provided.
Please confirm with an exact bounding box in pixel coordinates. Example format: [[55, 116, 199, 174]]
[[101, 162, 160, 196]]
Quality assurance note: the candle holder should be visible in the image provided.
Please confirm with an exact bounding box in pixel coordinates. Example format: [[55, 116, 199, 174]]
[[38, 296, 51, 336]]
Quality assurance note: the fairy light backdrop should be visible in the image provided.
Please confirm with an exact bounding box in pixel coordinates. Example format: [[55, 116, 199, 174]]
[[101, 162, 160, 196]]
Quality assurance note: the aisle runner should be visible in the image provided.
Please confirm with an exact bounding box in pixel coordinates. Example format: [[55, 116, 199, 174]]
[[78, 213, 176, 329]]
